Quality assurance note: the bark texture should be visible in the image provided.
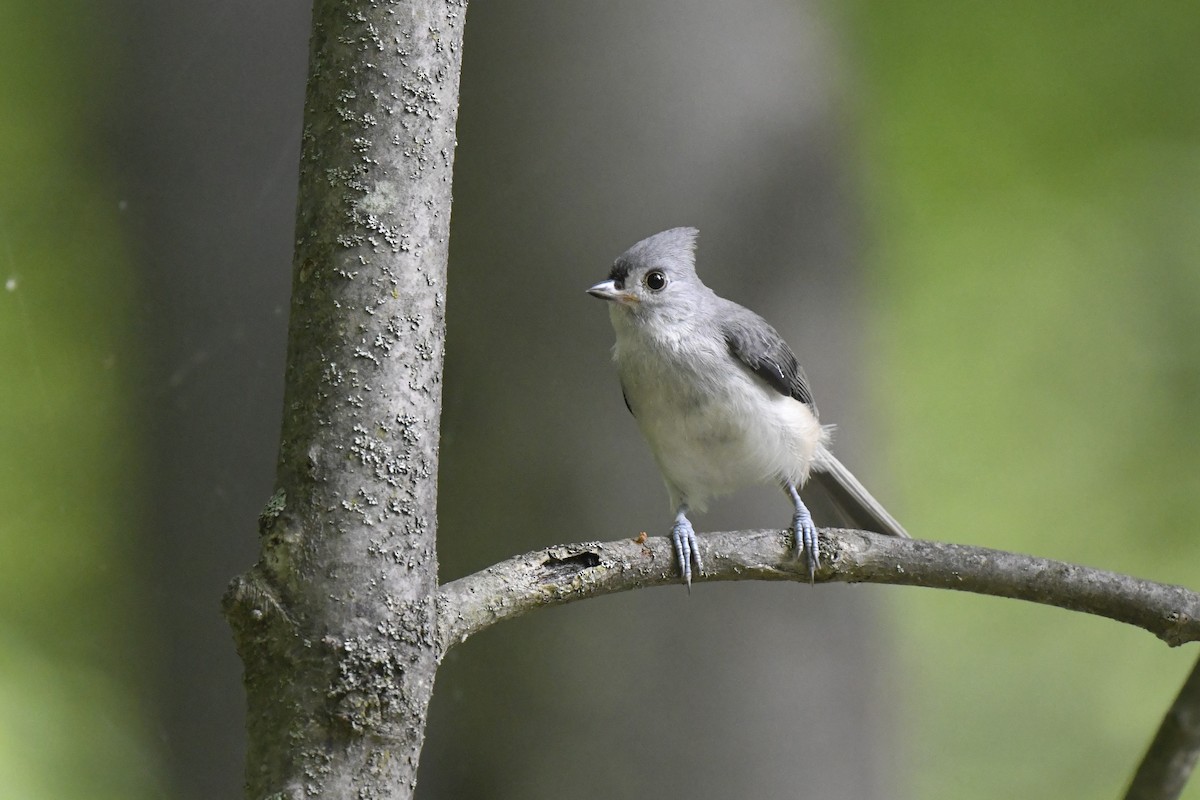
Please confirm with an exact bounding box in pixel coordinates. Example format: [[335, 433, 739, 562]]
[[223, 1, 467, 798]]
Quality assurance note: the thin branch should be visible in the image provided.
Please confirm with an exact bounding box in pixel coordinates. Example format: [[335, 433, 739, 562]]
[[435, 528, 1200, 655], [1123, 652, 1200, 800]]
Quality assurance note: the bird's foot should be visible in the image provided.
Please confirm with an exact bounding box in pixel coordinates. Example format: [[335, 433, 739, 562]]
[[783, 483, 819, 583], [671, 513, 702, 589], [793, 506, 819, 583]]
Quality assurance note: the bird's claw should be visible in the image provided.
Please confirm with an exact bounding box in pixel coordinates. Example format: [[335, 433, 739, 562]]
[[794, 509, 819, 583], [671, 516, 702, 589]]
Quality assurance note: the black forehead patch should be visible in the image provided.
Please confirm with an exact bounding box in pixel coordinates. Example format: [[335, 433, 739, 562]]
[[608, 259, 633, 283]]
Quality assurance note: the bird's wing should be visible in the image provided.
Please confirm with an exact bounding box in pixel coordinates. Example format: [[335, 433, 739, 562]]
[[721, 310, 816, 412]]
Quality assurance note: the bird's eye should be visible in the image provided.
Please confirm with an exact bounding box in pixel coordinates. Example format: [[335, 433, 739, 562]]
[[644, 270, 667, 291]]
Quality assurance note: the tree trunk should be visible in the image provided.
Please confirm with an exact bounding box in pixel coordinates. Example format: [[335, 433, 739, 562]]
[[223, 1, 467, 797]]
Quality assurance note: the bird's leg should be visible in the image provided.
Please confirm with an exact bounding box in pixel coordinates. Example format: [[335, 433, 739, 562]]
[[784, 482, 818, 583], [671, 504, 702, 589]]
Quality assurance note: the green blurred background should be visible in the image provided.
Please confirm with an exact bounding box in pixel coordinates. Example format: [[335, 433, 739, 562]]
[[0, 2, 166, 797], [844, 3, 1200, 796], [1, 0, 1197, 798], [848, 3, 1200, 796]]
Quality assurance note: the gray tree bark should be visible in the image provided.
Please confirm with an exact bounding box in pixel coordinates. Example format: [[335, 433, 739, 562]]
[[223, 1, 467, 797]]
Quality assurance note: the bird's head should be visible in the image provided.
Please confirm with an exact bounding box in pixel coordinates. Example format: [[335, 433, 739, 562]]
[[587, 227, 706, 321]]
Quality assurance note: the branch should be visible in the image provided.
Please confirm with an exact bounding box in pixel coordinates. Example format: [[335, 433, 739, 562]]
[[435, 528, 1200, 654], [1124, 652, 1200, 800]]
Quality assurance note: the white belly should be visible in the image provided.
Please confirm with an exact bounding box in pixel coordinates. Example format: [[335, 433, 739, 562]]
[[619, 339, 823, 511]]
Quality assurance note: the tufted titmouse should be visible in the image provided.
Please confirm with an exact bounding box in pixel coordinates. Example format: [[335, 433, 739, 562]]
[[588, 227, 908, 587]]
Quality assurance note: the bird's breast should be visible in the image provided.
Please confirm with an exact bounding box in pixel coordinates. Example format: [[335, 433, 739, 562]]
[[615, 330, 821, 506]]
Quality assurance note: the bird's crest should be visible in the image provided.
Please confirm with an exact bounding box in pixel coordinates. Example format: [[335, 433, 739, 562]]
[[610, 227, 699, 282]]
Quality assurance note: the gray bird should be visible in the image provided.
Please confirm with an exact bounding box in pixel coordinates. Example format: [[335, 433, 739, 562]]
[[588, 227, 909, 586]]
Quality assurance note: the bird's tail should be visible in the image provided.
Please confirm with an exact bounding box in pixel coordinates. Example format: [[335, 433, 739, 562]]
[[810, 444, 909, 539]]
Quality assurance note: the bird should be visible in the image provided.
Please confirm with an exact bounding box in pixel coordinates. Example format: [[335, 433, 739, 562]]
[[587, 227, 908, 587]]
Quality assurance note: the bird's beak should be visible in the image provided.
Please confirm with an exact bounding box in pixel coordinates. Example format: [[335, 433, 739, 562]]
[[587, 279, 637, 305]]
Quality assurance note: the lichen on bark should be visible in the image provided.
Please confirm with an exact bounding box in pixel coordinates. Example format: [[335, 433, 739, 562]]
[[224, 2, 468, 798]]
